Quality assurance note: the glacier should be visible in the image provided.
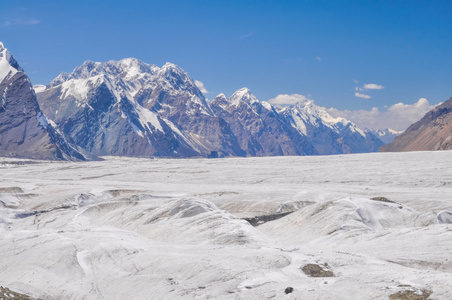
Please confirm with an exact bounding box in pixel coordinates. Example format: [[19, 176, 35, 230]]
[[0, 151, 451, 299]]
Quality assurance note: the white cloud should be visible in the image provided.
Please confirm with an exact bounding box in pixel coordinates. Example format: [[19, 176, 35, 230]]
[[315, 56, 322, 61], [194, 80, 208, 94], [355, 92, 371, 99], [355, 87, 364, 91], [363, 83, 384, 90], [353, 79, 359, 84], [267, 94, 312, 108], [326, 98, 437, 131], [3, 18, 41, 27]]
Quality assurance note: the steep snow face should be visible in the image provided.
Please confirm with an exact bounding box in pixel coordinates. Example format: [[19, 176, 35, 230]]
[[0, 42, 23, 83], [60, 75, 106, 105]]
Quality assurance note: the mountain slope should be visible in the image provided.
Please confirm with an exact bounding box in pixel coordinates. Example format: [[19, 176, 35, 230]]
[[0, 42, 88, 161], [36, 57, 382, 158], [380, 97, 452, 152], [211, 88, 317, 156], [37, 59, 243, 158], [280, 100, 384, 154]]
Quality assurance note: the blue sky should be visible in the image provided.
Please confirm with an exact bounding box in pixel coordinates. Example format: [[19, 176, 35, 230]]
[[1, 0, 451, 129]]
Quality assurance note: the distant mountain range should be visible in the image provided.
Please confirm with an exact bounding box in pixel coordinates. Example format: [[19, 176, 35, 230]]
[[1, 42, 387, 160], [381, 97, 452, 152], [365, 128, 403, 144]]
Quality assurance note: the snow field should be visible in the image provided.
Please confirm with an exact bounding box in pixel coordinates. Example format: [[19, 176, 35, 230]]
[[0, 151, 451, 299]]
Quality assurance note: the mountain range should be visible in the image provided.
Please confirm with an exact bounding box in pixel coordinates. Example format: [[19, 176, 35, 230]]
[[1, 42, 385, 160], [365, 128, 403, 144]]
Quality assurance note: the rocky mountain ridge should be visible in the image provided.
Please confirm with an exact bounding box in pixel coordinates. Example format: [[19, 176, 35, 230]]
[[281, 100, 384, 154], [1, 41, 384, 160]]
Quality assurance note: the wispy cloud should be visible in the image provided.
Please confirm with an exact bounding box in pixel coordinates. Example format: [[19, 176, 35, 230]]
[[353, 82, 384, 98], [327, 98, 438, 131], [240, 32, 253, 39], [363, 83, 384, 90], [315, 56, 322, 61], [194, 80, 208, 94], [355, 92, 371, 99], [3, 18, 41, 27]]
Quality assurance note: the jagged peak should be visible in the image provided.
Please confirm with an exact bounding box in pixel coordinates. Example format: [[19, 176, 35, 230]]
[[49, 58, 158, 87], [210, 93, 228, 108], [214, 93, 227, 101], [111, 57, 157, 72], [284, 99, 367, 137], [159, 62, 186, 77], [229, 87, 259, 106], [0, 41, 24, 83], [161, 62, 181, 69], [157, 62, 201, 93]]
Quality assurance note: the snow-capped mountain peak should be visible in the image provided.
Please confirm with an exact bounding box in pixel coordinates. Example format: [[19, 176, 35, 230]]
[[0, 42, 24, 83], [50, 58, 158, 87], [216, 93, 227, 100], [289, 100, 366, 137], [229, 87, 259, 106], [278, 99, 383, 154], [211, 93, 227, 104], [158, 62, 195, 90]]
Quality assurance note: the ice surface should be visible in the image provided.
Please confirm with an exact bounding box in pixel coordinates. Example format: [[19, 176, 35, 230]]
[[0, 151, 451, 299]]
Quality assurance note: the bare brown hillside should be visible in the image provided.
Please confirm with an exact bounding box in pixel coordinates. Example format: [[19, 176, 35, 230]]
[[380, 97, 452, 152]]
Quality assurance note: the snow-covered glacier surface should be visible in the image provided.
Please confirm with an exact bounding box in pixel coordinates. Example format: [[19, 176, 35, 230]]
[[0, 151, 451, 299]]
